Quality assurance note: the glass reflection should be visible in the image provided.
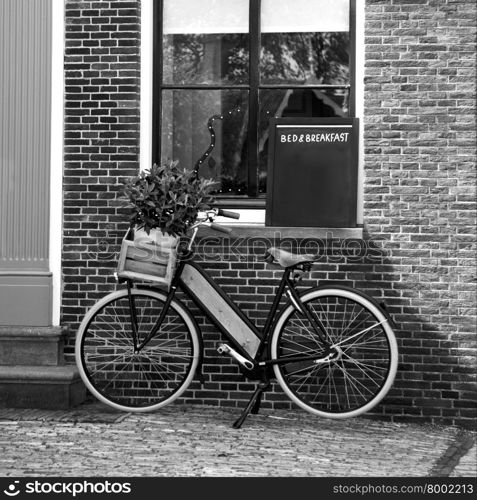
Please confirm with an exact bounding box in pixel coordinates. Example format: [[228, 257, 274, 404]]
[[161, 90, 249, 195], [162, 0, 249, 85], [163, 34, 249, 85], [260, 32, 350, 85]]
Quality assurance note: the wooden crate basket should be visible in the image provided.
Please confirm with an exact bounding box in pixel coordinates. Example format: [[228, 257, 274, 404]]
[[117, 229, 178, 290]]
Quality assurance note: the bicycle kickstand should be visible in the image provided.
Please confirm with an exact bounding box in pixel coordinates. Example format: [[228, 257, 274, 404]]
[[232, 381, 271, 429]]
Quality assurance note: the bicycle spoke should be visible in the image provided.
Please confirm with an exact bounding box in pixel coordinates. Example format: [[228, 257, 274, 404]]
[[93, 316, 133, 344], [336, 362, 377, 397], [341, 327, 387, 350], [144, 338, 191, 352], [140, 357, 172, 383], [332, 320, 387, 348], [291, 365, 323, 392], [85, 336, 131, 349], [140, 352, 191, 370], [335, 359, 368, 406], [338, 358, 352, 409], [310, 302, 335, 343], [99, 356, 136, 392], [87, 352, 131, 376], [143, 347, 193, 360], [287, 316, 325, 350], [331, 364, 342, 409], [344, 336, 388, 349], [279, 345, 324, 358], [309, 366, 334, 402], [137, 364, 165, 399], [279, 333, 326, 356], [340, 310, 367, 340], [341, 352, 388, 380], [284, 361, 322, 379], [84, 348, 132, 358]]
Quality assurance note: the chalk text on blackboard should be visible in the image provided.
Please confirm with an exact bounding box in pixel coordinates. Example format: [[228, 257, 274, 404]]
[[280, 132, 350, 143]]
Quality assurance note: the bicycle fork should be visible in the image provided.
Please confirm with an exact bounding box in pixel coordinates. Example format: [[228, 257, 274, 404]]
[[126, 281, 139, 351], [125, 280, 178, 353]]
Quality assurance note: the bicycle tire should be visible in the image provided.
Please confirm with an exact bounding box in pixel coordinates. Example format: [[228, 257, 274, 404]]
[[75, 288, 200, 412], [270, 286, 398, 418]]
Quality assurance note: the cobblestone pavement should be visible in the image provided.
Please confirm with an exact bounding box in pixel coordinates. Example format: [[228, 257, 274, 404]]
[[0, 402, 475, 477], [451, 444, 477, 478]]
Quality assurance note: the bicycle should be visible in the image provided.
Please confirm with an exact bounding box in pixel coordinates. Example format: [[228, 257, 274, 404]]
[[75, 209, 398, 428]]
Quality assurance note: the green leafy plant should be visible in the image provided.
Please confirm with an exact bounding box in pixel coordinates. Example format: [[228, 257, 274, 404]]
[[123, 162, 216, 237]]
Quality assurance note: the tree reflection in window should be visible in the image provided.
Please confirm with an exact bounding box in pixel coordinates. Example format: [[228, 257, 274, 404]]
[[260, 32, 349, 85], [163, 34, 249, 85]]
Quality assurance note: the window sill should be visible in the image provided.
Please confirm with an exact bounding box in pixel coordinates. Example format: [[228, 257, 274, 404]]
[[198, 225, 363, 239], [214, 198, 266, 209]]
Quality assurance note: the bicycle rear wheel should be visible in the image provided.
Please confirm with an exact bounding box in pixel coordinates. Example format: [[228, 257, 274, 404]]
[[75, 288, 200, 412], [271, 287, 398, 418]]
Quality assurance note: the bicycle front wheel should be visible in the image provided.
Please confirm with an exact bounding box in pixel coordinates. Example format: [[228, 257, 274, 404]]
[[75, 288, 200, 412], [271, 287, 398, 418]]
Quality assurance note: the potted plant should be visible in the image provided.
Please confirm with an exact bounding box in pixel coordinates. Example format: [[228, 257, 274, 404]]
[[123, 161, 216, 238], [117, 161, 215, 287]]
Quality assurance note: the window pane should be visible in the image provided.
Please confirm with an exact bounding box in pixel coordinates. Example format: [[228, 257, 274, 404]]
[[163, 0, 249, 85], [261, 0, 349, 33], [163, 0, 248, 35], [258, 88, 350, 193], [260, 32, 350, 85], [260, 0, 350, 85], [161, 90, 249, 195], [163, 34, 249, 85]]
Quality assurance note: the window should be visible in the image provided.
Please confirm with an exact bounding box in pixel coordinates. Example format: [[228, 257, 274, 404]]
[[153, 0, 355, 207]]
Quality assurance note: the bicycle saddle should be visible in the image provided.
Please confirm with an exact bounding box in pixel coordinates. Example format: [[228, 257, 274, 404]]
[[266, 247, 318, 268]]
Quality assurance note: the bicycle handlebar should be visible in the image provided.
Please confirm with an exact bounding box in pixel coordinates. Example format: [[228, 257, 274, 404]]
[[188, 208, 236, 238], [210, 223, 232, 234], [217, 209, 240, 220]]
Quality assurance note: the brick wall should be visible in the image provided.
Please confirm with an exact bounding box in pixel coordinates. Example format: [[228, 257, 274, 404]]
[[63, 0, 140, 322], [62, 0, 476, 428], [363, 0, 476, 427]]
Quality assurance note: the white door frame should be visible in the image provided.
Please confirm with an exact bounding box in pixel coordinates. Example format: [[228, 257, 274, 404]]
[[50, 0, 65, 326]]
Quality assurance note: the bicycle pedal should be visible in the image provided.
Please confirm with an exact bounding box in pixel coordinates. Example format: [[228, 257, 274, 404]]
[[217, 344, 254, 371]]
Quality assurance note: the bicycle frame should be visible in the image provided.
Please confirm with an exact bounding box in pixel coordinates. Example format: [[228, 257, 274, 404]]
[[131, 256, 332, 367]]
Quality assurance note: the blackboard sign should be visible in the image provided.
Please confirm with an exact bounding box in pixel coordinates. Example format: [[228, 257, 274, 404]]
[[265, 118, 359, 228]]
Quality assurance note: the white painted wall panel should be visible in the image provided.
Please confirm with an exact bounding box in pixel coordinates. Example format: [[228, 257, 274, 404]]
[[0, 0, 52, 270]]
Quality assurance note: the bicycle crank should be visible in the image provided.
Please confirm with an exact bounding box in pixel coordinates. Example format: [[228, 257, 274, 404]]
[[217, 344, 255, 371]]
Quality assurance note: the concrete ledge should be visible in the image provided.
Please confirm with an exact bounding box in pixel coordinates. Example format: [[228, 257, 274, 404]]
[[0, 326, 70, 366], [0, 365, 82, 382], [198, 225, 364, 239], [0, 326, 67, 338], [0, 365, 86, 409]]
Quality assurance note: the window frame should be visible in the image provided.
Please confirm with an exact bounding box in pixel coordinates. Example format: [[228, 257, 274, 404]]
[[152, 0, 357, 209]]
